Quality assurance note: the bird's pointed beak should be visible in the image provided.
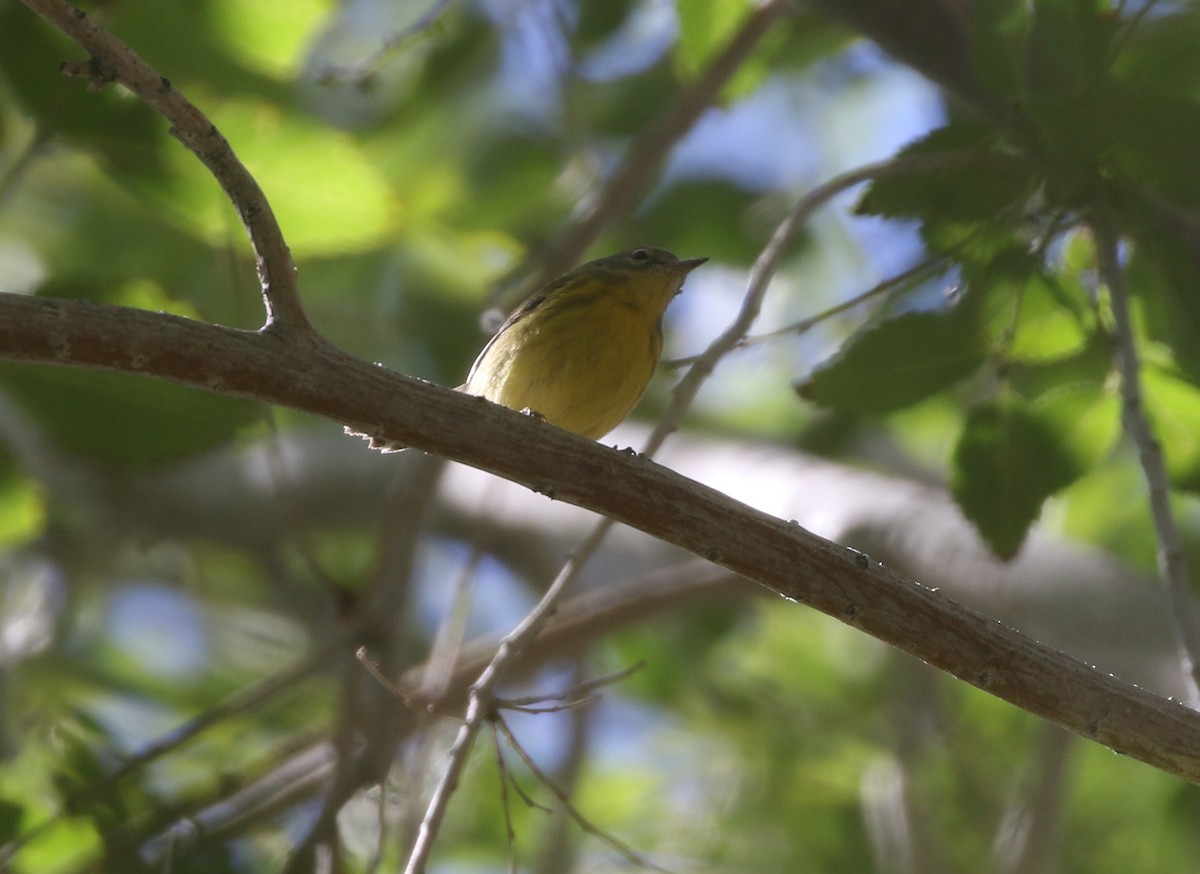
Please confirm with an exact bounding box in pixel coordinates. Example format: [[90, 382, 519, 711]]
[[671, 257, 707, 295]]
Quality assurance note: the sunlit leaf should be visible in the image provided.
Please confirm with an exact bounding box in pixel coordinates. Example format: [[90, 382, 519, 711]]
[[196, 101, 398, 254], [676, 0, 752, 78], [1127, 242, 1200, 386], [208, 0, 333, 79], [1143, 367, 1200, 493]]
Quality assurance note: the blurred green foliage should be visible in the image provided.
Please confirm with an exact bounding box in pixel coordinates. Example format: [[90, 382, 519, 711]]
[[3, 0, 1200, 871]]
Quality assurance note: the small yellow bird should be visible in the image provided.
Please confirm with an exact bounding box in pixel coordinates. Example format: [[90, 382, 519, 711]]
[[350, 246, 705, 450], [461, 246, 706, 439]]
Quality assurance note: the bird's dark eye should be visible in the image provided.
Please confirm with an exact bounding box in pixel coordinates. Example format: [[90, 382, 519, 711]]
[[630, 248, 651, 262]]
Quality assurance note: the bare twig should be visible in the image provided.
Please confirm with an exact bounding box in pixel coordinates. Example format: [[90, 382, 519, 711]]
[[357, 646, 426, 709], [1093, 220, 1200, 703], [127, 564, 719, 868], [494, 715, 677, 874], [393, 529, 487, 850], [319, 0, 457, 86], [145, 743, 339, 855], [496, 662, 643, 711], [402, 517, 617, 873], [669, 249, 953, 365], [496, 737, 553, 816], [20, 0, 313, 335], [366, 778, 390, 874], [490, 721, 521, 874]]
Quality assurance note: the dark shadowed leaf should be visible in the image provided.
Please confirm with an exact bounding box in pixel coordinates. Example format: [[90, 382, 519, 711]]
[[797, 307, 985, 414], [952, 398, 1082, 559]]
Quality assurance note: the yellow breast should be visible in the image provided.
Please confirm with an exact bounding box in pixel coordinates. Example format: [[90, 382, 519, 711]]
[[464, 290, 663, 439]]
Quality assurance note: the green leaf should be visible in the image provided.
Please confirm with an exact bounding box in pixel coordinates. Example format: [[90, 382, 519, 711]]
[[856, 121, 1036, 227], [1006, 329, 1112, 400], [969, 0, 1029, 101], [952, 398, 1083, 559], [0, 473, 46, 547], [1021, 2, 1127, 174], [1102, 88, 1200, 207], [0, 7, 166, 179], [1026, 0, 1116, 99], [676, 0, 753, 78], [1143, 368, 1200, 493], [207, 0, 332, 79], [157, 100, 398, 255], [969, 264, 1096, 363], [1035, 381, 1120, 472], [797, 307, 986, 415], [1127, 242, 1200, 386], [1115, 8, 1200, 96], [0, 798, 23, 845], [5, 816, 100, 874], [0, 365, 262, 464]]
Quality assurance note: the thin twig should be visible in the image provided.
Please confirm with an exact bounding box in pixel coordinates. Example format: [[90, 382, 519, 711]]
[[420, 496, 492, 700], [496, 662, 644, 710], [1093, 219, 1200, 703], [668, 249, 953, 366], [490, 721, 521, 874], [20, 0, 313, 335], [357, 646, 427, 710], [650, 150, 999, 454], [494, 715, 678, 874], [319, 0, 457, 86], [393, 525, 487, 848], [498, 740, 554, 815], [402, 517, 617, 873]]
